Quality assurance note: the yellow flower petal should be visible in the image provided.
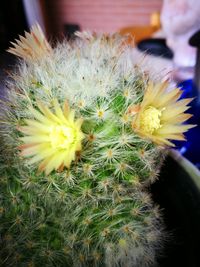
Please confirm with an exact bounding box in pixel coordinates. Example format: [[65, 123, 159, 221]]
[[23, 120, 50, 132], [37, 100, 61, 123], [154, 88, 182, 108], [161, 100, 193, 121], [132, 81, 195, 146], [157, 133, 186, 141], [53, 98, 68, 122], [7, 24, 52, 61], [20, 135, 49, 144], [63, 100, 70, 118], [44, 152, 67, 175], [157, 124, 195, 135], [18, 99, 84, 174], [20, 143, 47, 156], [162, 113, 192, 124], [142, 81, 167, 107]]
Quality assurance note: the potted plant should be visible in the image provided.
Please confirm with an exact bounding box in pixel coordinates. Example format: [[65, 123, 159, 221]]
[[0, 25, 198, 267]]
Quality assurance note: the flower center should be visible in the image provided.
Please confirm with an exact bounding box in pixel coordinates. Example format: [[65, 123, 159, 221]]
[[140, 106, 162, 134], [50, 125, 76, 149]]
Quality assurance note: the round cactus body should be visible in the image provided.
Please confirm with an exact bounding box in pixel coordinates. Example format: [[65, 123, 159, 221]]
[[0, 28, 193, 267]]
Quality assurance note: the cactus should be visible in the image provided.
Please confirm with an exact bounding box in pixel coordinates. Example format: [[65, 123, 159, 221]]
[[0, 27, 194, 267]]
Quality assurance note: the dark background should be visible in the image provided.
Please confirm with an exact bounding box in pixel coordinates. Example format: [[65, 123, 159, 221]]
[[0, 0, 27, 52]]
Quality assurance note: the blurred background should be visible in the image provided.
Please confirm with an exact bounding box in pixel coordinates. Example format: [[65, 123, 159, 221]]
[[0, 0, 163, 45]]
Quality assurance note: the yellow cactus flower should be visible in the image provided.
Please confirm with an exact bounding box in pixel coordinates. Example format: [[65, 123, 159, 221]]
[[131, 81, 195, 146], [7, 24, 52, 61], [18, 99, 84, 174]]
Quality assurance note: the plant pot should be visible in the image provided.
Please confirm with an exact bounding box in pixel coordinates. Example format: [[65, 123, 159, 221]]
[[151, 150, 200, 267]]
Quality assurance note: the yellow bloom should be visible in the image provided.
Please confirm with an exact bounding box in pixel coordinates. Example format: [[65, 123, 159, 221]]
[[7, 24, 52, 61], [18, 99, 84, 174], [131, 81, 195, 146]]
